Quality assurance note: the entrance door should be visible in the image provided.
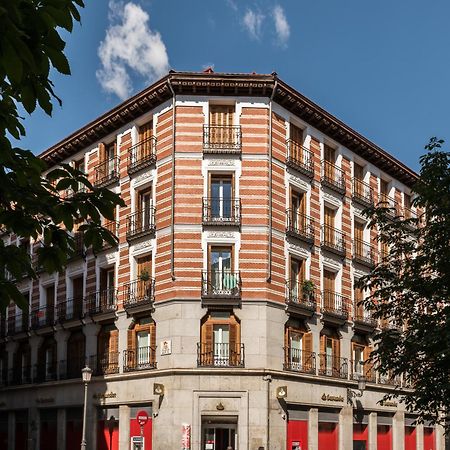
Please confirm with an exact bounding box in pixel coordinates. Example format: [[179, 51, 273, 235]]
[[202, 422, 238, 450]]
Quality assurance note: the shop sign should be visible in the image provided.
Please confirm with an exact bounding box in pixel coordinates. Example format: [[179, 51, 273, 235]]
[[181, 423, 191, 450], [380, 400, 398, 407], [93, 392, 117, 399], [321, 393, 344, 402], [36, 397, 54, 404], [137, 410, 149, 426], [161, 340, 172, 355]]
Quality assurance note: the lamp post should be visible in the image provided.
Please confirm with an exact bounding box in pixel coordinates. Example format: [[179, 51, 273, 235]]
[[347, 375, 367, 404], [80, 366, 92, 450]]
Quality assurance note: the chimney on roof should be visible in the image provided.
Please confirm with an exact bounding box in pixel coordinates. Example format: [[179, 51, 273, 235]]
[[203, 67, 214, 73]]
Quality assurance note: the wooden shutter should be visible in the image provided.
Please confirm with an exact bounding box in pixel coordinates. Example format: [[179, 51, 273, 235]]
[[323, 270, 335, 293], [98, 143, 106, 165], [354, 163, 364, 181], [110, 329, 118, 367], [302, 332, 313, 369], [210, 105, 234, 127], [324, 206, 334, 228], [354, 221, 364, 242], [46, 285, 55, 308], [202, 320, 213, 365], [290, 124, 304, 161], [324, 145, 335, 163], [363, 346, 373, 378], [127, 328, 136, 368], [229, 321, 238, 366], [137, 255, 152, 276], [139, 121, 153, 142], [332, 338, 340, 359]]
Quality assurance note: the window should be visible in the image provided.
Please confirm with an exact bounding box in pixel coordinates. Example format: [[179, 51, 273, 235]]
[[324, 144, 336, 163], [208, 105, 235, 146], [138, 121, 154, 159], [136, 186, 154, 230], [319, 331, 342, 377], [289, 124, 304, 161], [210, 174, 233, 220], [380, 179, 390, 203], [208, 246, 234, 293], [66, 331, 85, 378], [323, 145, 336, 181], [284, 319, 313, 373], [289, 257, 305, 301], [68, 276, 84, 319], [99, 267, 115, 307], [97, 324, 119, 374], [354, 163, 364, 181], [354, 220, 365, 258], [126, 317, 156, 370], [291, 189, 306, 230], [352, 338, 372, 381]]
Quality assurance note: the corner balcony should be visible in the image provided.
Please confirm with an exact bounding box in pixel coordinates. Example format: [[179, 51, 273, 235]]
[[123, 346, 157, 372], [203, 125, 242, 154], [126, 208, 156, 242], [128, 136, 157, 175], [353, 239, 376, 268], [321, 290, 350, 325], [285, 141, 314, 178], [321, 225, 346, 257], [201, 271, 241, 307], [94, 157, 120, 188], [30, 305, 55, 330], [352, 178, 374, 207], [321, 161, 346, 194], [123, 278, 155, 314], [86, 288, 118, 318], [197, 342, 245, 368], [202, 198, 241, 227], [56, 297, 84, 323], [286, 210, 315, 244], [285, 280, 317, 319], [284, 348, 316, 374], [318, 354, 348, 379]]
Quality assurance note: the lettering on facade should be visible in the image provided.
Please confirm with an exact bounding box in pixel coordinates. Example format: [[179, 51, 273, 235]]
[[207, 232, 235, 239], [207, 160, 236, 167], [93, 392, 117, 400], [321, 393, 344, 402], [36, 397, 55, 404], [380, 400, 398, 407]]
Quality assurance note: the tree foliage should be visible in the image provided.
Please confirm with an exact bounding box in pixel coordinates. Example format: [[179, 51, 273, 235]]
[[360, 137, 450, 429], [0, 0, 124, 311]]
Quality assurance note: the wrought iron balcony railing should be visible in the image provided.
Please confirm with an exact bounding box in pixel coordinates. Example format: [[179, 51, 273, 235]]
[[286, 140, 314, 178], [59, 356, 88, 380], [353, 306, 378, 328], [30, 305, 55, 329], [352, 178, 374, 206], [285, 280, 317, 310], [123, 346, 157, 372], [378, 194, 402, 217], [86, 288, 118, 315], [286, 210, 315, 243], [126, 208, 156, 241], [283, 348, 316, 374], [318, 354, 348, 379], [128, 136, 157, 174], [33, 362, 57, 383], [202, 198, 241, 226], [197, 342, 245, 367], [321, 224, 346, 255], [201, 271, 241, 300], [9, 365, 32, 385], [94, 157, 120, 187], [351, 360, 376, 383], [7, 311, 29, 335], [203, 125, 242, 153], [353, 239, 376, 267], [321, 290, 350, 319], [123, 278, 155, 310], [56, 297, 84, 323], [321, 160, 345, 193], [91, 353, 119, 376]]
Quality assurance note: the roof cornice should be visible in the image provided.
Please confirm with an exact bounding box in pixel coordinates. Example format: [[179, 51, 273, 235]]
[[39, 71, 418, 187]]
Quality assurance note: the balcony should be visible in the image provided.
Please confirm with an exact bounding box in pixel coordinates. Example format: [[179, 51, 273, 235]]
[[123, 278, 155, 313], [59, 356, 87, 380], [203, 125, 242, 154], [321, 161, 346, 194], [379, 194, 402, 218], [197, 342, 245, 368], [86, 288, 118, 317], [128, 136, 157, 174], [403, 207, 418, 230], [202, 198, 241, 227], [284, 348, 316, 374], [7, 311, 29, 336], [318, 354, 348, 379], [9, 366, 32, 385], [321, 225, 346, 256], [94, 157, 120, 187], [91, 353, 119, 376], [378, 372, 401, 386], [286, 141, 314, 178], [321, 290, 350, 324], [353, 306, 378, 333], [352, 178, 374, 207], [69, 232, 85, 260], [102, 220, 119, 250], [30, 305, 55, 329], [33, 362, 57, 383], [126, 208, 156, 242], [201, 271, 241, 307], [123, 346, 157, 372], [285, 280, 316, 318], [353, 239, 376, 268], [56, 297, 84, 323], [286, 210, 315, 244], [351, 360, 376, 383]]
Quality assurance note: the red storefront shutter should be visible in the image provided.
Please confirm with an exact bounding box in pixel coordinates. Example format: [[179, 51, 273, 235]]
[[424, 427, 436, 450], [130, 416, 153, 450], [287, 420, 307, 450], [405, 426, 416, 450], [377, 425, 392, 450], [353, 424, 368, 449], [318, 422, 338, 450]]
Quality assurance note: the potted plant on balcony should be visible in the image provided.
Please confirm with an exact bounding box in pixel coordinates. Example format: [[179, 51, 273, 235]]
[[139, 270, 150, 282], [301, 280, 315, 301]]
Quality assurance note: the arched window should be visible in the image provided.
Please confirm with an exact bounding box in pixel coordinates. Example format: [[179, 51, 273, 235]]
[[199, 311, 243, 367], [66, 330, 85, 379]]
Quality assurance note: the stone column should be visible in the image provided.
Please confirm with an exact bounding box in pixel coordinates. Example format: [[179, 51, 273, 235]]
[[308, 408, 319, 450], [28, 407, 39, 450], [7, 410, 15, 450], [368, 411, 377, 450], [119, 404, 130, 450], [416, 423, 424, 450], [393, 411, 405, 450], [116, 311, 130, 373], [57, 408, 66, 450], [436, 424, 445, 450], [339, 406, 353, 450]]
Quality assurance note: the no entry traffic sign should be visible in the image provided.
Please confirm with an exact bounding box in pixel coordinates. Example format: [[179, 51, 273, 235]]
[[137, 410, 149, 426]]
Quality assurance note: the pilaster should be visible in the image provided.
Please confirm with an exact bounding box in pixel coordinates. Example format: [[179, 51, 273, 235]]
[[308, 408, 318, 450], [339, 405, 353, 450]]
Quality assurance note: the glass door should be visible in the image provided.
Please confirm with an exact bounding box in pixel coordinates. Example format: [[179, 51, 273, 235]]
[[202, 423, 237, 450], [210, 247, 232, 293], [138, 188, 153, 230], [289, 331, 302, 370], [136, 330, 150, 367], [213, 324, 230, 366], [211, 176, 232, 221]]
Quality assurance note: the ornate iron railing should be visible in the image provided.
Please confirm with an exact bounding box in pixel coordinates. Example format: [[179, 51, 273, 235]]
[[94, 157, 120, 187], [353, 239, 375, 267], [59, 355, 88, 380], [201, 271, 241, 299], [56, 297, 84, 322], [352, 178, 374, 206], [353, 306, 378, 327], [34, 362, 57, 383], [30, 305, 55, 329], [321, 160, 345, 193], [285, 280, 316, 310], [286, 210, 315, 242], [123, 278, 155, 309], [318, 354, 348, 379], [321, 224, 346, 255], [203, 125, 242, 153], [202, 198, 241, 226], [197, 342, 245, 367], [86, 288, 118, 315], [126, 207, 156, 241], [91, 353, 119, 375], [351, 360, 376, 383], [379, 194, 402, 217], [286, 141, 314, 177], [321, 290, 350, 319], [123, 346, 157, 372], [128, 136, 157, 174], [283, 348, 316, 374]]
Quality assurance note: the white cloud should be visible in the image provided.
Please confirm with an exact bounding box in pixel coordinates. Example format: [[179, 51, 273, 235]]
[[242, 9, 264, 41], [273, 5, 290, 46], [96, 1, 170, 100], [226, 0, 238, 12]]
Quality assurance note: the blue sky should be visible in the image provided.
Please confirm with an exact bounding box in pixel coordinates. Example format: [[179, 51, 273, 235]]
[[17, 0, 450, 172]]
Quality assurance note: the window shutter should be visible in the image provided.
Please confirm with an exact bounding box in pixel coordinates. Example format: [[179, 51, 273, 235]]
[[303, 332, 312, 354], [363, 346, 373, 378], [127, 328, 136, 368], [229, 322, 238, 366], [202, 321, 213, 366], [150, 322, 156, 349], [302, 332, 313, 370], [109, 329, 119, 368], [98, 143, 106, 164], [332, 338, 340, 359]]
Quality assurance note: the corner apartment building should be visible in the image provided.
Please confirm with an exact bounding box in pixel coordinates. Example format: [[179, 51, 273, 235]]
[[0, 71, 443, 450]]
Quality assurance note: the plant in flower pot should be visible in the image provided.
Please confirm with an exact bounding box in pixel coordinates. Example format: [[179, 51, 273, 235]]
[[301, 280, 316, 302], [139, 270, 150, 282]]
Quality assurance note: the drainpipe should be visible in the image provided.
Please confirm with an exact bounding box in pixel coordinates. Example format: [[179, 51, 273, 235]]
[[263, 373, 272, 450], [267, 75, 278, 282], [168, 78, 176, 281]]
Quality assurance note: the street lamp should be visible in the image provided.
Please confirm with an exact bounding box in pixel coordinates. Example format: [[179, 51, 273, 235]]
[[80, 366, 93, 450], [347, 375, 366, 404]]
